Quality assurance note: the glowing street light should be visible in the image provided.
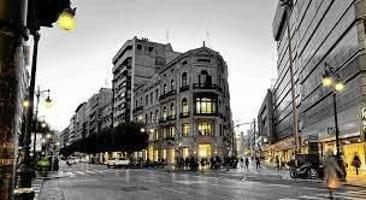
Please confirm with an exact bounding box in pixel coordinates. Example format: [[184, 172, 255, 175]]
[[140, 128, 146, 133], [22, 100, 30, 108], [58, 8, 76, 31], [41, 122, 47, 128]]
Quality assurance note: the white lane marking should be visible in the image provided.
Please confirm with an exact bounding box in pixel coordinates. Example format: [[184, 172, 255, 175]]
[[161, 187, 188, 195], [267, 183, 291, 188], [278, 198, 298, 200], [85, 170, 97, 174], [73, 171, 86, 175], [316, 193, 365, 200], [298, 195, 328, 200]]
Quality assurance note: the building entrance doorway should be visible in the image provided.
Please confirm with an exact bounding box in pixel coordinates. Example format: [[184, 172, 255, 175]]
[[198, 144, 212, 159]]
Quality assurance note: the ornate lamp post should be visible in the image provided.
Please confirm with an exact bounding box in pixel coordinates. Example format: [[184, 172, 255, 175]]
[[322, 62, 345, 158], [32, 87, 52, 159]]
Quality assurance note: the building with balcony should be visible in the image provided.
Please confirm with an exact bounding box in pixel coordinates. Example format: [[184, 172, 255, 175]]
[[132, 41, 232, 165], [266, 0, 366, 169], [112, 37, 180, 128]]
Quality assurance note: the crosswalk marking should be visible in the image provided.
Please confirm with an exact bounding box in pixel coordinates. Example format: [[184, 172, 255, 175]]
[[280, 189, 366, 200]]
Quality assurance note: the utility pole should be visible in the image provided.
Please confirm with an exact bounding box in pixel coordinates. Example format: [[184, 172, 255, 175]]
[[283, 0, 300, 153], [0, 0, 29, 199]]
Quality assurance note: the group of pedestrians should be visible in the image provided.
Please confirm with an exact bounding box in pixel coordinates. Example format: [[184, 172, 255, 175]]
[[175, 156, 240, 171]]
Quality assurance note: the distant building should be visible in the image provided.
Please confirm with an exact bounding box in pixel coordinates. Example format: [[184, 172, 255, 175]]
[[111, 37, 180, 127]]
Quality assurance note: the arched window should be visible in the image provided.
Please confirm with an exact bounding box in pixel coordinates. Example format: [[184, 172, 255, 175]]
[[182, 98, 189, 117], [182, 72, 188, 86], [163, 106, 167, 120], [171, 79, 175, 90], [199, 70, 212, 86], [150, 112, 154, 123], [170, 103, 175, 119], [163, 83, 167, 94], [155, 109, 159, 123]]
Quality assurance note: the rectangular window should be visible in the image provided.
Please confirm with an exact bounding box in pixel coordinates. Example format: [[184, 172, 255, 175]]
[[150, 92, 153, 104], [155, 89, 159, 100], [170, 126, 176, 138], [148, 47, 154, 52], [197, 58, 211, 63], [137, 44, 142, 50], [182, 123, 189, 137], [145, 95, 148, 105], [198, 121, 214, 136], [195, 97, 217, 114], [155, 130, 159, 141]]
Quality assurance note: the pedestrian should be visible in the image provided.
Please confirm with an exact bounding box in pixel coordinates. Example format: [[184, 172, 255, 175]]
[[245, 157, 249, 171], [255, 156, 261, 171], [275, 155, 280, 170], [240, 157, 244, 169], [352, 153, 361, 175], [324, 150, 344, 199], [279, 156, 283, 170]]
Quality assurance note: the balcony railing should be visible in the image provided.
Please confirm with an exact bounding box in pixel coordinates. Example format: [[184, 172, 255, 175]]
[[180, 112, 190, 118], [159, 90, 177, 100], [132, 106, 143, 113], [193, 83, 222, 92], [166, 115, 176, 121], [194, 112, 219, 117], [179, 85, 190, 93]]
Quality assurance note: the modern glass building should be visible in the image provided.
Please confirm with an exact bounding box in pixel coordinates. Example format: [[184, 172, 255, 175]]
[[268, 0, 366, 171]]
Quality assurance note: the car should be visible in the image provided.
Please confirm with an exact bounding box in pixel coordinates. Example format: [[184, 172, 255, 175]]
[[35, 157, 51, 171], [66, 156, 80, 165], [106, 158, 130, 168]]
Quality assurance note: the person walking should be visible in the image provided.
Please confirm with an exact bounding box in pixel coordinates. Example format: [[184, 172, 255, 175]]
[[275, 155, 280, 170], [352, 153, 361, 175], [255, 156, 261, 171], [245, 157, 249, 171], [324, 150, 344, 199]]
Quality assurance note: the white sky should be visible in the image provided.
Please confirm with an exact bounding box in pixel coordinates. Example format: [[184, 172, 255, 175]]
[[33, 0, 279, 133]]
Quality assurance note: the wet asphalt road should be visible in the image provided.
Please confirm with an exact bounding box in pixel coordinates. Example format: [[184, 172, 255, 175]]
[[39, 163, 366, 200]]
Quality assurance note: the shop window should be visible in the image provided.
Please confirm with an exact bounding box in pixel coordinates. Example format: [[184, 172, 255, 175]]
[[183, 147, 189, 158]]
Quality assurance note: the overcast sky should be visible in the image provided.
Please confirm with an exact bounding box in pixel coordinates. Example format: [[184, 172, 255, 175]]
[[34, 0, 279, 133]]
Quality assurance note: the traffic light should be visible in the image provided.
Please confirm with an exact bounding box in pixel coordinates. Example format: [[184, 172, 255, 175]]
[[27, 0, 76, 32]]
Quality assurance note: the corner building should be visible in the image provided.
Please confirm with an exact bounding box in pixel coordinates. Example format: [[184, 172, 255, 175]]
[[113, 37, 232, 164], [269, 0, 366, 170]]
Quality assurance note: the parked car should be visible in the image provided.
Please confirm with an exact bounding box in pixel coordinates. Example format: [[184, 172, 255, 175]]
[[35, 157, 51, 171], [66, 156, 80, 165], [106, 158, 130, 168]]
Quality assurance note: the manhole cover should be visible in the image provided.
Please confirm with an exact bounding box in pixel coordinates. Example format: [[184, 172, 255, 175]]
[[121, 186, 149, 192]]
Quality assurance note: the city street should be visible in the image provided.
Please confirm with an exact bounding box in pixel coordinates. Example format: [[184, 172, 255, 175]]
[[38, 162, 366, 200]]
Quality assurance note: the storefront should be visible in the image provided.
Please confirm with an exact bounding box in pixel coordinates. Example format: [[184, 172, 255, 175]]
[[321, 136, 366, 174]]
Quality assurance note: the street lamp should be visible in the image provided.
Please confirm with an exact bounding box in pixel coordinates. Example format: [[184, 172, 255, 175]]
[[322, 62, 345, 159], [32, 87, 52, 161], [58, 8, 77, 31]]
